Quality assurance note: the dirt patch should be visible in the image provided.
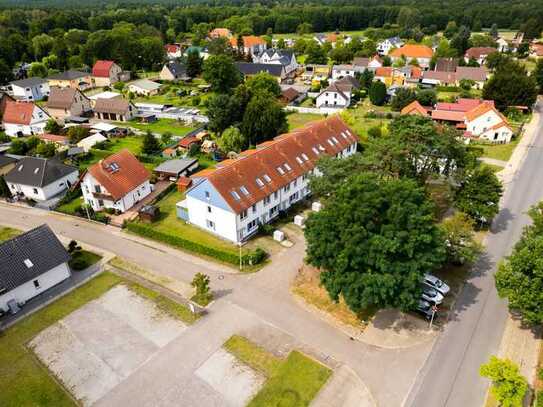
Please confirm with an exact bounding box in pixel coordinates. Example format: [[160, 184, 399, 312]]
[[29, 285, 186, 406]]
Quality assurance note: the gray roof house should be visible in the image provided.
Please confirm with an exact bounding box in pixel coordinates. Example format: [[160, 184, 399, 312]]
[[9, 77, 50, 102], [160, 61, 190, 81], [153, 158, 199, 179], [0, 224, 71, 314], [4, 157, 79, 203], [235, 62, 286, 80]]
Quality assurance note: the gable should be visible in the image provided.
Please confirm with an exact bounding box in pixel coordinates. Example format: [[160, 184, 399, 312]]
[[186, 179, 233, 213]]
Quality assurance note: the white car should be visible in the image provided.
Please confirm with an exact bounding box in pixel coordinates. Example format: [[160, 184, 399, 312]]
[[421, 283, 444, 305], [424, 274, 450, 296]]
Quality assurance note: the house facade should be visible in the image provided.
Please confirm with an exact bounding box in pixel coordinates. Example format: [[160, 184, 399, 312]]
[[93, 97, 135, 121], [46, 87, 92, 120], [178, 116, 358, 243], [164, 44, 182, 59], [2, 100, 49, 137], [389, 45, 433, 68], [127, 79, 161, 96], [159, 62, 190, 81], [5, 157, 79, 202], [377, 37, 404, 55], [9, 77, 50, 101], [464, 103, 514, 143], [0, 225, 71, 314], [236, 62, 286, 82], [230, 36, 267, 56], [252, 49, 299, 76], [81, 149, 152, 213], [464, 47, 497, 65], [92, 60, 128, 87], [47, 70, 93, 91]]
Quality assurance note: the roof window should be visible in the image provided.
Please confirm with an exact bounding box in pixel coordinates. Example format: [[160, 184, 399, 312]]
[[284, 163, 292, 171], [301, 153, 309, 161], [256, 178, 264, 187], [231, 191, 241, 200], [240, 186, 250, 196], [263, 174, 272, 183], [277, 166, 285, 175], [24, 259, 34, 268]]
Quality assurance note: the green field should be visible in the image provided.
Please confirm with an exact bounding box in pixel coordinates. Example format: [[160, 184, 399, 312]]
[[56, 195, 84, 215], [287, 112, 323, 130], [119, 119, 196, 137], [224, 335, 332, 407], [0, 226, 21, 242], [101, 136, 144, 154]]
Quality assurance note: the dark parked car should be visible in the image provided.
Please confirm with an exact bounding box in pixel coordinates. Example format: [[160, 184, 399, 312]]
[[416, 299, 437, 320]]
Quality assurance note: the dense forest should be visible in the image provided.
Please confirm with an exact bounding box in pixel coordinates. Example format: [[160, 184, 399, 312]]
[[0, 0, 542, 83]]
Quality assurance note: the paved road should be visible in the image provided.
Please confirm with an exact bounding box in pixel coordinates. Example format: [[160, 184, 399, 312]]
[[406, 103, 543, 407]]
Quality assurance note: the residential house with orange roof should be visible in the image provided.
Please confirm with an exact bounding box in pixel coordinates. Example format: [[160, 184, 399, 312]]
[[209, 28, 232, 39], [374, 67, 406, 87], [164, 44, 182, 59], [81, 149, 152, 213], [401, 101, 429, 117], [2, 100, 50, 137], [389, 45, 433, 68], [177, 115, 358, 243], [353, 55, 383, 71], [530, 43, 543, 58], [92, 60, 128, 87], [230, 35, 267, 56], [377, 37, 404, 55]]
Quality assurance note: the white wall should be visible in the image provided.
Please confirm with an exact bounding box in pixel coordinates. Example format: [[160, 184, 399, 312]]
[[316, 91, 350, 108], [0, 263, 71, 312], [186, 194, 239, 243], [8, 170, 79, 201], [11, 82, 50, 101]]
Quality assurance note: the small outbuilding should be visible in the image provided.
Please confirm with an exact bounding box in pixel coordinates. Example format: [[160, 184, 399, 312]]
[[153, 158, 199, 180]]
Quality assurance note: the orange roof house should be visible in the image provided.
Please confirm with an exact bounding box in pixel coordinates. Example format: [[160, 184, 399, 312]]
[[210, 28, 232, 39], [390, 45, 433, 59], [401, 101, 429, 117], [230, 36, 267, 54]]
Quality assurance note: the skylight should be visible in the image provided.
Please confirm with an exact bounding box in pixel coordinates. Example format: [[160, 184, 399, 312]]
[[312, 147, 319, 155], [327, 139, 334, 146], [263, 174, 272, 183], [277, 166, 285, 175], [296, 157, 303, 164], [318, 144, 325, 151], [24, 258, 34, 268], [256, 178, 264, 187], [284, 163, 292, 171], [301, 153, 309, 161], [230, 191, 241, 200], [240, 186, 250, 195], [332, 136, 339, 144], [341, 132, 348, 139]]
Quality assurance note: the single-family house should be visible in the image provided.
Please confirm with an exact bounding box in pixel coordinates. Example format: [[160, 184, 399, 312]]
[[496, 38, 510, 53], [46, 87, 92, 121], [209, 28, 232, 39], [91, 60, 129, 87], [236, 62, 286, 82], [127, 79, 162, 96], [77, 133, 108, 152], [331, 65, 364, 81], [159, 61, 190, 81], [38, 133, 70, 147], [464, 47, 497, 65], [435, 58, 458, 72], [314, 33, 340, 47], [47, 70, 92, 91], [280, 88, 301, 105], [352, 55, 383, 71], [81, 149, 152, 213], [316, 76, 359, 109], [230, 36, 267, 56], [178, 136, 200, 152], [9, 77, 50, 101], [0, 155, 17, 176], [303, 65, 331, 84], [530, 43, 543, 58], [164, 44, 182, 59], [455, 67, 488, 89], [389, 45, 433, 68], [377, 37, 404, 55], [421, 70, 457, 87], [93, 97, 135, 122], [252, 49, 299, 76], [401, 100, 430, 117], [153, 158, 199, 180], [5, 157, 78, 202], [2, 100, 50, 137], [0, 224, 71, 314], [177, 115, 358, 243], [374, 67, 406, 87]]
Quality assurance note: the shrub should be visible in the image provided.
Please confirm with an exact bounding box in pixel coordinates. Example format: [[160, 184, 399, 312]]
[[259, 223, 275, 236], [69, 257, 87, 271]]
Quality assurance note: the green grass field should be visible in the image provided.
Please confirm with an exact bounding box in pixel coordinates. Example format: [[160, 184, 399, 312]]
[[224, 335, 332, 407], [476, 137, 520, 162], [56, 195, 84, 215], [101, 136, 143, 154], [119, 119, 196, 137], [287, 112, 323, 130], [0, 226, 21, 242], [68, 250, 102, 270]]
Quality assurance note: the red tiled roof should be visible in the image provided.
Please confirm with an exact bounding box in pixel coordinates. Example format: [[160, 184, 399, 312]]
[[375, 67, 393, 77], [401, 101, 429, 117], [465, 47, 497, 59], [178, 136, 199, 149], [87, 149, 150, 201], [200, 115, 357, 214], [39, 133, 69, 144], [435, 98, 492, 112], [230, 35, 266, 48], [2, 100, 37, 125], [423, 70, 457, 84], [92, 60, 115, 78], [164, 44, 180, 54], [431, 110, 465, 122], [390, 45, 433, 59], [210, 28, 231, 38]]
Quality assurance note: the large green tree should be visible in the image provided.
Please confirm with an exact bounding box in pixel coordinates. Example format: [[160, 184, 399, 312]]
[[141, 131, 161, 155], [203, 55, 241, 93], [480, 356, 527, 407], [305, 172, 445, 312], [245, 72, 281, 97], [455, 165, 503, 226], [186, 49, 203, 78], [217, 126, 247, 153], [390, 87, 416, 111], [368, 80, 386, 106], [482, 60, 538, 111], [440, 212, 482, 265], [495, 201, 543, 325], [241, 91, 287, 145]]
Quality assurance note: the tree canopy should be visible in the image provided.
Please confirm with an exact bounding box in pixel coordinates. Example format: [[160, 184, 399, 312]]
[[202, 55, 241, 93], [480, 356, 527, 407]]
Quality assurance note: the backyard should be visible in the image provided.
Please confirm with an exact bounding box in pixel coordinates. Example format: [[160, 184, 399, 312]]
[[116, 118, 197, 137], [287, 112, 323, 130]]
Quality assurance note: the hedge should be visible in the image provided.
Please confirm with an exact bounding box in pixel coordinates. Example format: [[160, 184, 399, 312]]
[[125, 223, 266, 266]]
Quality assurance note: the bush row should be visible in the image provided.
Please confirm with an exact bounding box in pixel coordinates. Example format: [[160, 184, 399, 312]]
[[125, 223, 266, 266]]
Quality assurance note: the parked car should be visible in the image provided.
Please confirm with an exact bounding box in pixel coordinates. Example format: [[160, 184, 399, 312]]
[[424, 274, 450, 296], [416, 299, 436, 320], [421, 283, 444, 305]]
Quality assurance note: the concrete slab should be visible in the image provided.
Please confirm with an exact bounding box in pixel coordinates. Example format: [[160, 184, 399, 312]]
[[195, 348, 265, 407], [312, 366, 375, 407]]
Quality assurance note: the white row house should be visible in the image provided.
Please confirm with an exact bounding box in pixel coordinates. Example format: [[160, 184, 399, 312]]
[[177, 116, 358, 243]]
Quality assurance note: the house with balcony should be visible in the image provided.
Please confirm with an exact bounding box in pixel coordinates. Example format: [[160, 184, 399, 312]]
[[176, 116, 358, 243]]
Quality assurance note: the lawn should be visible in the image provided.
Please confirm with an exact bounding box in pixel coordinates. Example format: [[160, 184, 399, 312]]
[[100, 135, 143, 155], [224, 335, 332, 407], [0, 270, 200, 406], [56, 195, 84, 215], [341, 100, 392, 140], [0, 272, 122, 407], [68, 250, 102, 271], [119, 119, 196, 137], [0, 226, 21, 242], [475, 136, 520, 162], [287, 112, 323, 130]]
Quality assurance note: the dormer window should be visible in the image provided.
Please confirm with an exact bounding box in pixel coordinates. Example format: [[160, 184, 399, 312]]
[[240, 186, 250, 196], [312, 147, 319, 155], [327, 139, 334, 146], [277, 166, 285, 175], [231, 191, 241, 200], [256, 178, 264, 187], [284, 163, 292, 171], [296, 156, 303, 164], [301, 153, 309, 161], [263, 174, 271, 183]]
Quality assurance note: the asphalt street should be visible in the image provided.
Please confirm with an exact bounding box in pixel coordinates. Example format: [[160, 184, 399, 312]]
[[406, 103, 543, 407]]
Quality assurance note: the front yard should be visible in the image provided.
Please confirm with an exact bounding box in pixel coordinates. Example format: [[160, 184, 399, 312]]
[[0, 226, 21, 242]]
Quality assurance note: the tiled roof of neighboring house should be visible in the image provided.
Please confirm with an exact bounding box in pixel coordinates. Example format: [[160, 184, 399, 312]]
[[464, 102, 502, 122], [230, 35, 267, 48], [164, 44, 181, 53], [435, 98, 493, 112], [531, 43, 543, 56], [48, 70, 89, 81], [164, 61, 187, 78], [178, 136, 199, 149], [435, 58, 458, 72], [210, 28, 231, 38], [46, 87, 78, 109], [2, 100, 36, 125], [455, 66, 488, 82], [464, 47, 497, 59], [326, 33, 339, 43], [423, 70, 457, 85], [390, 44, 433, 59], [431, 109, 466, 122], [235, 62, 284, 77], [154, 158, 198, 175], [5, 157, 77, 187], [352, 57, 369, 67], [87, 149, 150, 201], [318, 82, 348, 100], [92, 60, 115, 78], [10, 77, 47, 88], [375, 67, 393, 77], [195, 116, 357, 214], [334, 75, 360, 92], [39, 133, 69, 144], [401, 100, 429, 116], [281, 87, 300, 103], [93, 97, 131, 114], [130, 79, 161, 92], [0, 224, 70, 294], [408, 66, 423, 79]]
